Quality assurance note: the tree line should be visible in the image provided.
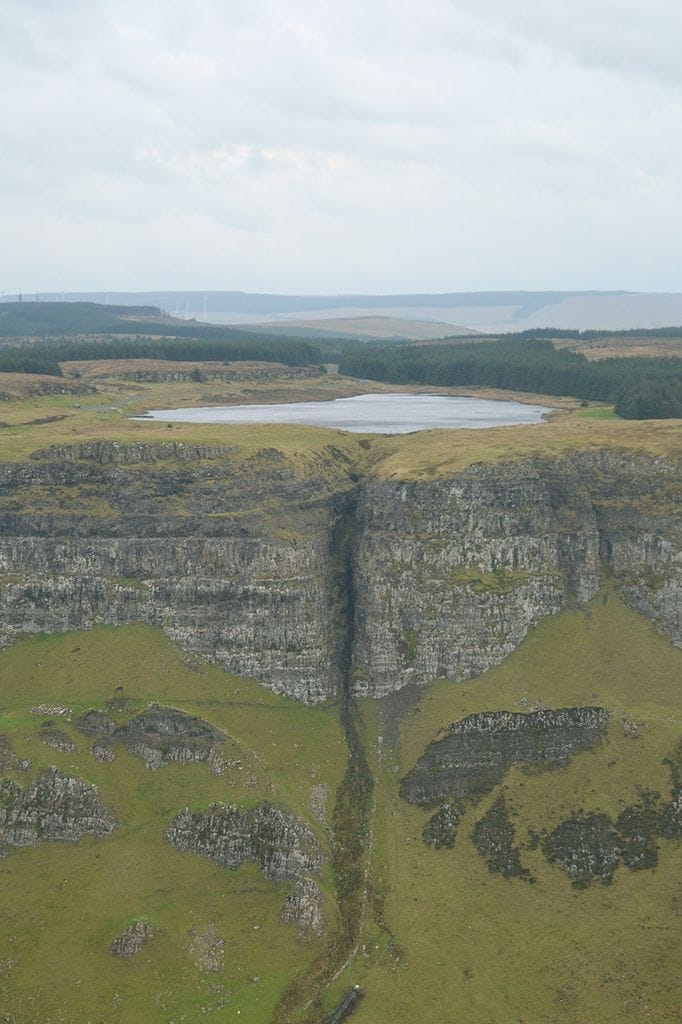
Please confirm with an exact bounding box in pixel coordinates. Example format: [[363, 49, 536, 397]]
[[0, 334, 322, 376], [338, 338, 682, 419]]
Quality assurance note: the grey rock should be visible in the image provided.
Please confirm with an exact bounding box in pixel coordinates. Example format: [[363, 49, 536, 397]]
[[400, 707, 609, 807], [39, 725, 75, 752], [0, 767, 116, 848], [109, 921, 154, 957], [280, 877, 325, 937], [165, 801, 324, 882], [309, 783, 327, 823], [0, 447, 679, 704], [542, 812, 622, 887], [91, 741, 115, 763], [76, 710, 116, 736]]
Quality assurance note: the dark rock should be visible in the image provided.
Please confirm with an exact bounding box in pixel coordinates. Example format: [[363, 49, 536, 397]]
[[542, 812, 621, 887], [115, 706, 224, 772], [76, 710, 116, 737], [165, 801, 324, 882], [0, 767, 116, 848], [616, 793, 661, 870], [658, 742, 682, 840], [39, 725, 75, 752], [422, 801, 462, 849], [470, 795, 532, 881], [109, 921, 154, 957], [400, 707, 609, 807]]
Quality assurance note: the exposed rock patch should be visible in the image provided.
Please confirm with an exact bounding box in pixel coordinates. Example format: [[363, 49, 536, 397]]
[[280, 877, 325, 937], [78, 705, 225, 772], [542, 812, 621, 887], [109, 921, 154, 958], [188, 924, 224, 973], [91, 741, 115, 763], [0, 735, 30, 773], [0, 767, 115, 849], [113, 706, 224, 772], [422, 801, 462, 849], [471, 796, 532, 881], [165, 802, 323, 882], [76, 710, 116, 736], [309, 783, 327, 823], [30, 441, 238, 464], [616, 793, 661, 871], [39, 724, 75, 752], [400, 707, 609, 807]]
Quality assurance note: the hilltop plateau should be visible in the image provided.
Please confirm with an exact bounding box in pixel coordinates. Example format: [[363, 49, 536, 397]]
[[0, 359, 679, 1023]]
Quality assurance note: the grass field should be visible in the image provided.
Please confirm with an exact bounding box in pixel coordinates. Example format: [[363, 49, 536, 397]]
[[0, 626, 347, 1024], [329, 592, 682, 1024]]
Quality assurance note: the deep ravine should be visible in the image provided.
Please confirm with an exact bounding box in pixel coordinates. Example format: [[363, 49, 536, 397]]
[[274, 495, 375, 1024]]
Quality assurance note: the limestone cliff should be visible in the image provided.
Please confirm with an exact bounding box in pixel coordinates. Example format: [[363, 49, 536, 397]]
[[351, 451, 681, 696], [0, 443, 679, 702]]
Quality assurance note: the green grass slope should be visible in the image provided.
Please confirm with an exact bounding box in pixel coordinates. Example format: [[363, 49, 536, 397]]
[[340, 591, 681, 1024], [0, 625, 347, 1023]]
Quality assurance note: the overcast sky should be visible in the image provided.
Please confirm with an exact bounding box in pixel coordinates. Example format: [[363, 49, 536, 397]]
[[2, 0, 682, 293]]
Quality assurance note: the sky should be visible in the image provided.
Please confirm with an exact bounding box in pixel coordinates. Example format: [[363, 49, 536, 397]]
[[2, 0, 682, 294]]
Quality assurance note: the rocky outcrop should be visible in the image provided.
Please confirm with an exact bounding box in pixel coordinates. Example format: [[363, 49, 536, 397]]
[[0, 767, 115, 851], [422, 801, 462, 849], [0, 446, 679, 703], [0, 442, 356, 703], [165, 802, 324, 882], [280, 877, 325, 937], [400, 707, 609, 808], [541, 749, 681, 886], [39, 724, 75, 752], [109, 921, 154, 957], [470, 795, 531, 881], [542, 812, 622, 887], [77, 705, 226, 772], [351, 452, 681, 697]]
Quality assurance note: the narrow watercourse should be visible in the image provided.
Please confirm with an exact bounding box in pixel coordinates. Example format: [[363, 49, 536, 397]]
[[274, 493, 375, 1024]]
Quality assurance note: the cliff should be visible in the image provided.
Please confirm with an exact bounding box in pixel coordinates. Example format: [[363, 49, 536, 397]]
[[0, 443, 679, 703]]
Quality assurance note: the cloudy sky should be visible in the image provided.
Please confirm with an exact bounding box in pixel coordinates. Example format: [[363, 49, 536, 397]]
[[2, 0, 682, 293]]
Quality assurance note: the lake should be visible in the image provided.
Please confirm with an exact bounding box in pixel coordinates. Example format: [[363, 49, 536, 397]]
[[137, 393, 552, 434]]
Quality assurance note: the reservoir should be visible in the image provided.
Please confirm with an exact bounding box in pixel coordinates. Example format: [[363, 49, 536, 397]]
[[137, 393, 551, 434]]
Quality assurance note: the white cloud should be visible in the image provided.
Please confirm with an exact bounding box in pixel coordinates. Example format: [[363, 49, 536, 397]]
[[1, 0, 682, 291]]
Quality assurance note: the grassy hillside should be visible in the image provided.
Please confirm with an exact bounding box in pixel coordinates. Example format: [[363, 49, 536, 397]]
[[0, 626, 347, 1024], [1, 596, 679, 1023], [337, 592, 682, 1024]]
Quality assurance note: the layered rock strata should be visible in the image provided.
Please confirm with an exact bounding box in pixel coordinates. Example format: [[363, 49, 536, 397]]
[[0, 444, 679, 702], [400, 707, 609, 807]]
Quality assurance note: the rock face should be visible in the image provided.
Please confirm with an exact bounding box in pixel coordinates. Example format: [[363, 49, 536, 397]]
[[400, 707, 609, 807], [351, 453, 682, 697], [0, 445, 679, 703], [109, 921, 154, 957], [0, 767, 116, 850], [165, 802, 324, 882], [0, 441, 356, 704]]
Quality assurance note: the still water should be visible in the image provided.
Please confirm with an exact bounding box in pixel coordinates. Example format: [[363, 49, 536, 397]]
[[137, 393, 551, 434]]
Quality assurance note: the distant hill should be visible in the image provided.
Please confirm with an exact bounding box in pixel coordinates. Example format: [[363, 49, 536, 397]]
[[12, 290, 682, 332], [239, 316, 478, 342]]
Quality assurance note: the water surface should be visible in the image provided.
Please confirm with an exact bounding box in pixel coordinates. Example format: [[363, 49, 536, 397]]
[[138, 393, 551, 434]]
